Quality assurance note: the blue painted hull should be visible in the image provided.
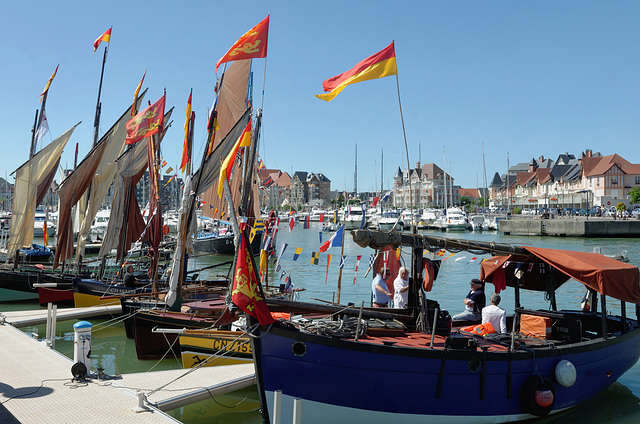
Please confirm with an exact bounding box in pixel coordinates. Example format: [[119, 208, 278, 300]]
[[253, 320, 640, 422]]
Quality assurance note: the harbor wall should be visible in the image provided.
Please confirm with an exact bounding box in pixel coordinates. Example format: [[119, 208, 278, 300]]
[[499, 217, 640, 237]]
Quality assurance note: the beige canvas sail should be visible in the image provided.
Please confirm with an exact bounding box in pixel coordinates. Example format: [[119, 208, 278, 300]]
[[7, 123, 80, 260]]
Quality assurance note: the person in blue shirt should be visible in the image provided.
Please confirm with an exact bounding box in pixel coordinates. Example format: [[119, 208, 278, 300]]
[[371, 267, 392, 307], [452, 279, 486, 321]]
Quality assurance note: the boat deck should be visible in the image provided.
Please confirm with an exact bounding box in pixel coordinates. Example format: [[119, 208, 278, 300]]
[[359, 329, 511, 352], [0, 322, 255, 423]]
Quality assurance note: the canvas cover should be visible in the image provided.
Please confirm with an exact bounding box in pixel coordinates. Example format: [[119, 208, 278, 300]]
[[7, 123, 79, 260], [480, 246, 640, 304]]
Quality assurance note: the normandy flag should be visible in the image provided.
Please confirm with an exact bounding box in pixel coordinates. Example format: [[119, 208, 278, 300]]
[[316, 42, 397, 102], [216, 15, 269, 71], [231, 223, 275, 326], [125, 94, 166, 145], [217, 119, 252, 198], [93, 27, 112, 52]]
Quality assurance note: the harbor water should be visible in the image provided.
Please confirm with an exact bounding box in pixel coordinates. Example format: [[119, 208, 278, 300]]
[[4, 225, 640, 423]]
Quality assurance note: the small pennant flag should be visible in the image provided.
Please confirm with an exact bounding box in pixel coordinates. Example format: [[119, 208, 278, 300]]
[[319, 213, 325, 223], [444, 252, 455, 260], [353, 255, 362, 284], [502, 261, 510, 269], [368, 253, 375, 270], [454, 256, 467, 262], [292, 247, 303, 261], [275, 243, 288, 270], [284, 274, 293, 293], [435, 249, 446, 257], [528, 263, 534, 272], [311, 251, 320, 265], [161, 160, 167, 168], [303, 215, 310, 229], [325, 254, 333, 284], [289, 217, 296, 231], [339, 255, 347, 269], [40, 64, 59, 99], [279, 270, 286, 281], [467, 257, 478, 264], [319, 231, 323, 243]]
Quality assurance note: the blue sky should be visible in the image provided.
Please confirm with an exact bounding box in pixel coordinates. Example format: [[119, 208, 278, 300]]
[[2, 1, 640, 194]]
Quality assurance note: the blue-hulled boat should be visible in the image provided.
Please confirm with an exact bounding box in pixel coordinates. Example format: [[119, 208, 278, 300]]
[[248, 229, 640, 423]]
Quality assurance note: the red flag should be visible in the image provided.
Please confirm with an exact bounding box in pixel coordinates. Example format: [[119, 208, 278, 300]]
[[180, 90, 193, 172], [231, 224, 275, 326], [316, 42, 397, 102], [289, 217, 295, 231], [125, 95, 166, 145], [372, 197, 380, 208], [93, 27, 112, 52], [319, 213, 325, 223], [218, 119, 252, 198], [325, 254, 333, 284], [216, 15, 269, 71]]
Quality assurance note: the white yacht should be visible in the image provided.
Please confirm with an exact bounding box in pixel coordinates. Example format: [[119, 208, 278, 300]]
[[378, 211, 403, 231], [435, 207, 469, 231], [89, 208, 111, 240], [34, 210, 56, 237], [343, 207, 366, 230]]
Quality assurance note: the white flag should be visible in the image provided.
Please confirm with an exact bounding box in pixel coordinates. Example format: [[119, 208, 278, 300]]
[[34, 110, 49, 150]]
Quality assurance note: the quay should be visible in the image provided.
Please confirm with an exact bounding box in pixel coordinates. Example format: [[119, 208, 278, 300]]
[[0, 308, 256, 423], [0, 304, 122, 327], [499, 216, 640, 237]]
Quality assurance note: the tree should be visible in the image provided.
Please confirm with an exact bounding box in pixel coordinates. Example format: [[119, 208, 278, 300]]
[[630, 187, 640, 205]]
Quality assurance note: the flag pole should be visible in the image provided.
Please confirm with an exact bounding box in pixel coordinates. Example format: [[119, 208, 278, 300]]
[[336, 225, 346, 304], [93, 43, 109, 147], [393, 42, 415, 233]]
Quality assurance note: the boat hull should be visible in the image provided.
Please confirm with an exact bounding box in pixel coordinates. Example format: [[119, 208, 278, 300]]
[[72, 278, 151, 308], [179, 332, 252, 368], [253, 322, 640, 423]]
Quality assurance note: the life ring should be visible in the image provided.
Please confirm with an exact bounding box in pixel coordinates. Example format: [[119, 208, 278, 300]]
[[521, 375, 555, 416]]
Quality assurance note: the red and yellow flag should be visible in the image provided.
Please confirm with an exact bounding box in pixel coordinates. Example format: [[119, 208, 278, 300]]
[[93, 27, 112, 52], [217, 119, 252, 197], [125, 94, 166, 145], [43, 220, 49, 247], [215, 15, 269, 71], [180, 90, 192, 172], [316, 42, 397, 102], [131, 70, 146, 117], [231, 223, 275, 325], [40, 65, 59, 99]]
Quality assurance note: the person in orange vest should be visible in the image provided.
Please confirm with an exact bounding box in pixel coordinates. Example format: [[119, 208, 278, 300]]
[[482, 293, 507, 333]]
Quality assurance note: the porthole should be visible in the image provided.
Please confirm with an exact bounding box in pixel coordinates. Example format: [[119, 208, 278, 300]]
[[468, 357, 482, 373], [292, 341, 307, 357]]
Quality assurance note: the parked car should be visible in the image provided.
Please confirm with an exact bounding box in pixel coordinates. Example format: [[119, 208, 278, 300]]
[[631, 208, 640, 217]]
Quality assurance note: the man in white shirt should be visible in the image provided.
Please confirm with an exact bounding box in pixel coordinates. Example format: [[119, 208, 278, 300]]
[[482, 293, 507, 333], [393, 266, 410, 308]]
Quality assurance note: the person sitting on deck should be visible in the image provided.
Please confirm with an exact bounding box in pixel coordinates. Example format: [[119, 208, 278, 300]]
[[123, 264, 138, 288], [371, 267, 392, 308], [452, 279, 485, 321], [482, 293, 507, 334]]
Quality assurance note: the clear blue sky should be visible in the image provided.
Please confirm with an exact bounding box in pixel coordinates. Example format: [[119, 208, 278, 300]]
[[2, 1, 640, 194]]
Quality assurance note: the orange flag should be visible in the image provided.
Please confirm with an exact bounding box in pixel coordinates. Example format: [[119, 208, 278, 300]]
[[216, 15, 269, 71], [316, 42, 397, 102], [217, 119, 251, 197], [125, 95, 165, 145], [131, 70, 146, 117], [231, 223, 276, 325], [40, 65, 59, 99], [93, 27, 112, 52], [180, 90, 192, 172]]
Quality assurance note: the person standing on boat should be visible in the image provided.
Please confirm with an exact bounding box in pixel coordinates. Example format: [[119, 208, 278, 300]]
[[482, 293, 507, 333], [123, 264, 138, 288], [371, 267, 392, 307], [393, 266, 410, 308], [452, 279, 485, 321]]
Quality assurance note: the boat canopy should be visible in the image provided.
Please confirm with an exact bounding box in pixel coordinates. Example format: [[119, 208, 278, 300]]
[[350, 229, 640, 304], [481, 247, 640, 304]]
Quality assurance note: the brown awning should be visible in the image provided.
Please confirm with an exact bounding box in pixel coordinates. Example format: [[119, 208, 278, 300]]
[[481, 247, 640, 304]]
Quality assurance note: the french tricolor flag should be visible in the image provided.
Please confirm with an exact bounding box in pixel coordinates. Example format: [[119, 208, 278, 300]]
[[319, 224, 344, 252]]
